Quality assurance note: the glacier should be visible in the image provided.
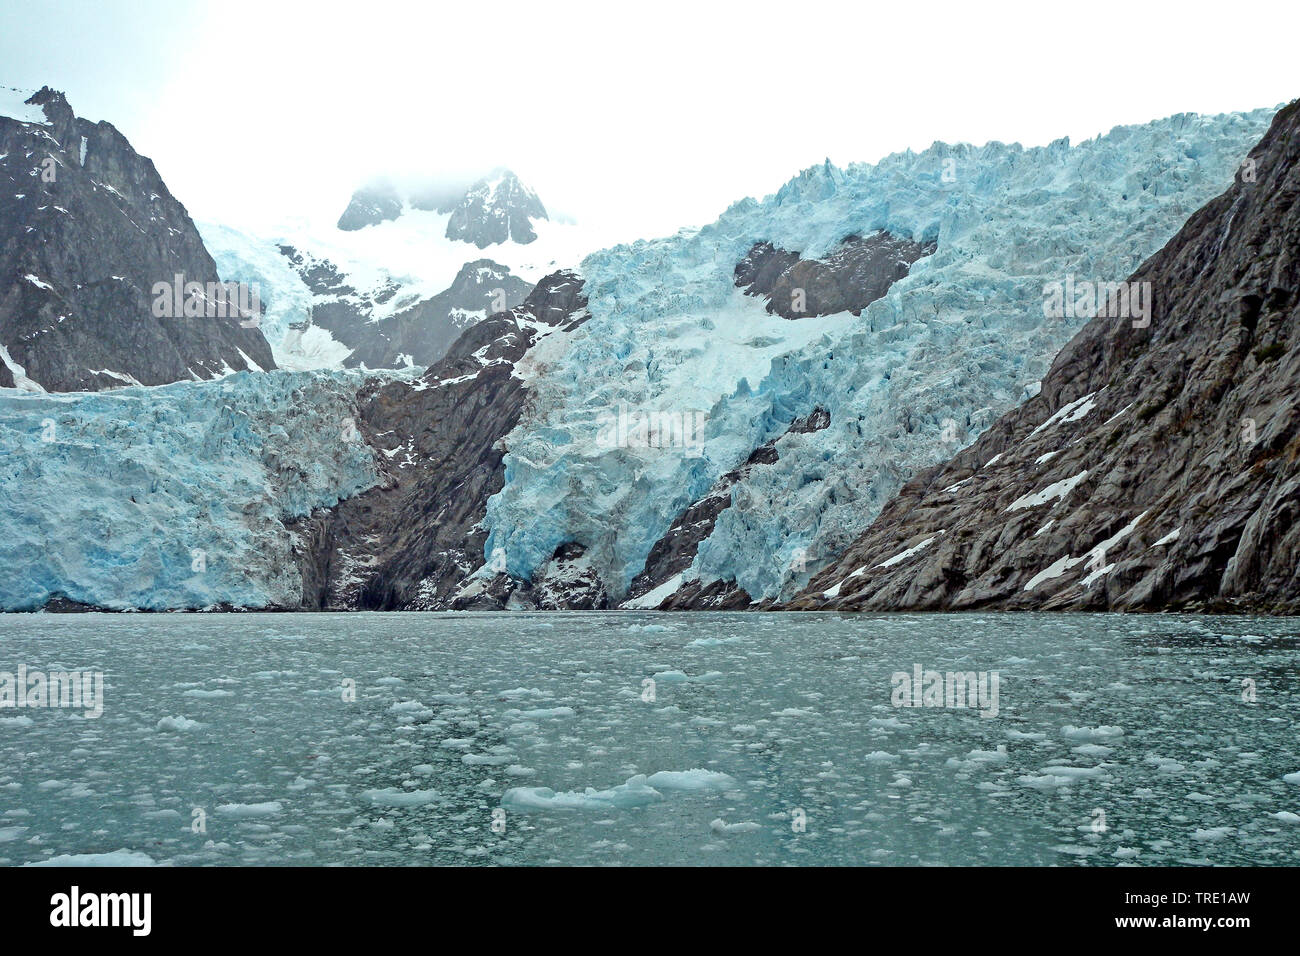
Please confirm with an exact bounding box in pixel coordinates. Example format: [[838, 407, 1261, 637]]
[[0, 370, 384, 610], [482, 107, 1278, 602], [198, 220, 354, 371]]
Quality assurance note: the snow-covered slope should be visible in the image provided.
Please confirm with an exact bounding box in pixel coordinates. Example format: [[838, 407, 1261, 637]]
[[198, 220, 352, 370], [0, 370, 385, 610], [201, 195, 601, 371], [482, 107, 1278, 604]]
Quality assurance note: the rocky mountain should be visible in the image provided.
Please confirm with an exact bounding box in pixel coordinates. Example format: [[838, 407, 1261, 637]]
[[787, 99, 1300, 614], [443, 170, 547, 247], [276, 245, 531, 369], [290, 271, 589, 610], [335, 169, 548, 247], [0, 87, 275, 391], [335, 178, 403, 231]]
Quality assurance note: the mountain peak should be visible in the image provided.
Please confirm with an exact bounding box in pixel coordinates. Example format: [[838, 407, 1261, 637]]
[[444, 168, 547, 248], [335, 168, 548, 244]]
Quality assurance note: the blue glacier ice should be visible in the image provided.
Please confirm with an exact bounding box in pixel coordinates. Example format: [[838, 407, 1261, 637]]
[[483, 108, 1278, 602], [0, 371, 383, 610]]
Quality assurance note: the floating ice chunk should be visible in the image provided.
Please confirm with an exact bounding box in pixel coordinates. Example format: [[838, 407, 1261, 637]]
[[156, 715, 203, 732], [1071, 744, 1113, 758], [362, 788, 440, 807], [651, 670, 722, 684], [687, 636, 742, 647], [1036, 765, 1104, 779], [463, 753, 514, 766], [509, 706, 575, 719], [645, 769, 737, 791], [710, 818, 762, 834], [651, 670, 690, 683], [215, 801, 283, 817], [26, 849, 156, 867], [947, 745, 1009, 769], [868, 716, 908, 730], [502, 774, 664, 810], [1143, 756, 1185, 775], [1018, 773, 1083, 791], [1062, 725, 1124, 742], [1191, 826, 1234, 841]]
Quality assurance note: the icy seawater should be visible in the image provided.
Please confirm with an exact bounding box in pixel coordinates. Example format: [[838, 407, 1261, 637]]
[[2, 612, 1299, 867]]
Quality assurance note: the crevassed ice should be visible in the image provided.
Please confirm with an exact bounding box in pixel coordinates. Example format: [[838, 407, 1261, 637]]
[[484, 108, 1276, 601], [0, 370, 383, 610]]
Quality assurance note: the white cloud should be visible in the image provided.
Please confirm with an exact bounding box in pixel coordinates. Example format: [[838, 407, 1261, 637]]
[[2, 0, 1297, 242]]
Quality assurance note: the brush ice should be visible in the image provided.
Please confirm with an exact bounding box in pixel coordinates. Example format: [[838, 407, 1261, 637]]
[[1, 611, 1295, 865]]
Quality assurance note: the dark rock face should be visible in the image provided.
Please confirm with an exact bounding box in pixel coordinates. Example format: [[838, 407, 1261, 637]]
[[0, 87, 275, 391], [735, 232, 936, 318], [277, 247, 531, 369], [336, 179, 403, 231], [623, 407, 830, 610], [290, 271, 589, 609], [444, 170, 547, 248], [787, 100, 1300, 614]]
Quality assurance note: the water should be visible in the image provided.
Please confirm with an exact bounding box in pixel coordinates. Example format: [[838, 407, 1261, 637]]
[[1, 612, 1298, 866]]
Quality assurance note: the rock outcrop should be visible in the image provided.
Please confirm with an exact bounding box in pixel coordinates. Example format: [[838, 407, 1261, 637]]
[[0, 87, 275, 391], [735, 232, 936, 318], [335, 178, 403, 231], [444, 170, 547, 248], [291, 271, 588, 609]]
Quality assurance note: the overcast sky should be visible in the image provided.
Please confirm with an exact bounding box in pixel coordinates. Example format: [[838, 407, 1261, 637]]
[[2, 0, 1297, 241]]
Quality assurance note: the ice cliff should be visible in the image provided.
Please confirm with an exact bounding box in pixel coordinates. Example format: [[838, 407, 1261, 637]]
[[0, 370, 383, 610]]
